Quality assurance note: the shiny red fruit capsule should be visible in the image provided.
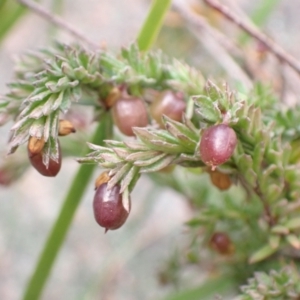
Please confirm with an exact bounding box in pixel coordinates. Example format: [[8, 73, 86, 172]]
[[93, 183, 131, 232], [28, 141, 62, 177], [112, 95, 148, 136], [200, 124, 237, 170], [150, 91, 186, 127]]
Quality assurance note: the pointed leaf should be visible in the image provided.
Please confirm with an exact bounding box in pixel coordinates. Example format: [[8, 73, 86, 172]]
[[249, 244, 277, 264], [285, 217, 300, 230], [193, 95, 222, 123], [108, 163, 132, 189], [140, 155, 176, 173], [120, 166, 140, 193], [286, 234, 300, 249]]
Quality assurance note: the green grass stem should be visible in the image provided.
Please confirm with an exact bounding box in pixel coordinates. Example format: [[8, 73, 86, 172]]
[[23, 114, 112, 300], [137, 0, 172, 51]]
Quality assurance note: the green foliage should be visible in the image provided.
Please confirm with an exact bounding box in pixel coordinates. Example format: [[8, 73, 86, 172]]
[[235, 267, 300, 300], [2, 11, 300, 300]]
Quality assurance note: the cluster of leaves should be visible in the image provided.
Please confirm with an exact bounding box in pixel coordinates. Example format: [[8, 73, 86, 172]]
[[234, 267, 300, 300], [2, 43, 300, 297], [0, 43, 203, 164]]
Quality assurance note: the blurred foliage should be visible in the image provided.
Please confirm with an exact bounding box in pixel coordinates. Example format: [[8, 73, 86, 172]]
[[3, 1, 300, 300]]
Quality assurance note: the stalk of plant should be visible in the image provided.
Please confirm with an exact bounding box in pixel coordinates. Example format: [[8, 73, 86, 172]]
[[20, 2, 172, 299]]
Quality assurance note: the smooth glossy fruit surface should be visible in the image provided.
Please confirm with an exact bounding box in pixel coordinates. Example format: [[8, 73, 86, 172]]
[[150, 91, 186, 127], [112, 96, 148, 136], [208, 169, 231, 190], [200, 124, 237, 169], [28, 141, 62, 177], [209, 232, 234, 255], [93, 183, 131, 231]]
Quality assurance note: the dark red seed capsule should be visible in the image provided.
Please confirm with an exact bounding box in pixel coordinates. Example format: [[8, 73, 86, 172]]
[[200, 124, 237, 170], [112, 95, 148, 136], [150, 91, 186, 127], [93, 183, 131, 231], [28, 141, 62, 177], [209, 232, 234, 255]]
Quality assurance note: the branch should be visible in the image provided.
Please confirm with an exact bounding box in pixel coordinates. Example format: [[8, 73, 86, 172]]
[[204, 0, 300, 76], [173, 0, 253, 89], [17, 0, 99, 49]]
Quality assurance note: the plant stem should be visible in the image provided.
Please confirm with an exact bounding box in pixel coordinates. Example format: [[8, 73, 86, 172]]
[[137, 0, 172, 51], [0, 1, 27, 43], [238, 0, 281, 45], [17, 0, 99, 49], [204, 0, 300, 75], [22, 114, 112, 300], [22, 0, 169, 297]]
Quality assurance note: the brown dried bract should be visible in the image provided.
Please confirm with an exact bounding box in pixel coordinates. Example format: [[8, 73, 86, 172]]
[[58, 120, 76, 136], [28, 136, 45, 157], [94, 171, 111, 190], [208, 169, 231, 190]]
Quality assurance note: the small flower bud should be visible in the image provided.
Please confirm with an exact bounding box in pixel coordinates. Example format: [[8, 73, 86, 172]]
[[58, 120, 76, 136], [28, 136, 45, 157], [208, 169, 231, 190]]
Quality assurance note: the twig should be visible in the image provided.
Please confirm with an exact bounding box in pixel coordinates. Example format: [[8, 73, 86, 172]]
[[254, 185, 276, 227], [203, 0, 300, 76], [17, 0, 99, 49], [174, 1, 243, 58], [173, 0, 253, 89]]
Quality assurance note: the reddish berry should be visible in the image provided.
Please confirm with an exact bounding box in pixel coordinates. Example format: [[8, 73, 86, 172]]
[[28, 141, 62, 177], [209, 232, 234, 255], [112, 95, 148, 136], [93, 183, 131, 232], [0, 169, 14, 186], [150, 91, 186, 127], [200, 124, 237, 170], [208, 169, 232, 191]]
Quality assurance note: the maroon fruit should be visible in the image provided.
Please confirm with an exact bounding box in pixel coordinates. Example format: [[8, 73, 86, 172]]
[[93, 183, 131, 231], [200, 124, 237, 170], [112, 95, 148, 136], [28, 141, 62, 177], [209, 232, 234, 255], [150, 91, 186, 127]]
